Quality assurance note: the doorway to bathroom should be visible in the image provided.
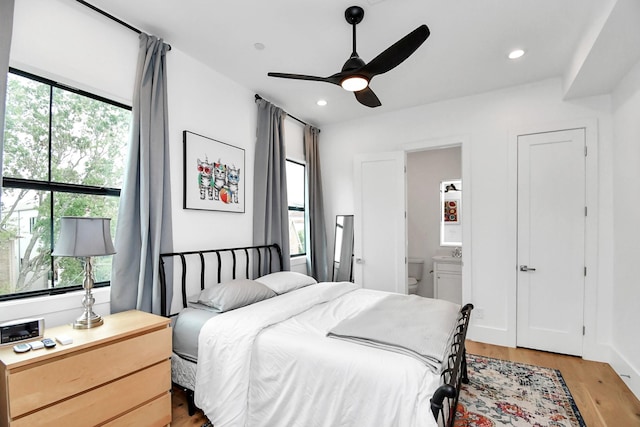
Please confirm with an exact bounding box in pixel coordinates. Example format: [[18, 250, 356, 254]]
[[352, 136, 469, 301], [406, 145, 462, 298]]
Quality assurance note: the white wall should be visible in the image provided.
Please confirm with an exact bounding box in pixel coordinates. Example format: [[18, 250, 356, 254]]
[[321, 78, 615, 363], [1, 0, 257, 326], [407, 147, 461, 297], [611, 58, 640, 397]]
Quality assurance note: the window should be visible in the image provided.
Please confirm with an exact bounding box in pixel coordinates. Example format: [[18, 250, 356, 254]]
[[286, 159, 306, 257], [0, 69, 131, 300]]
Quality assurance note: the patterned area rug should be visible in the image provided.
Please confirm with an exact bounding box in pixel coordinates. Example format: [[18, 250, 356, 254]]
[[455, 354, 586, 427]]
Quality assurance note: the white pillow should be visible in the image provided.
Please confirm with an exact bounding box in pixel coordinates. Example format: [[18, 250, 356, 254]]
[[255, 271, 317, 294]]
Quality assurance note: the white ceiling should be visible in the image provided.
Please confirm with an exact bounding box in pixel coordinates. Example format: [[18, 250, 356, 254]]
[[83, 0, 621, 126]]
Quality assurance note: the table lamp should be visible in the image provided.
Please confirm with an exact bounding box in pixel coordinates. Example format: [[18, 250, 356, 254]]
[[52, 217, 116, 329]]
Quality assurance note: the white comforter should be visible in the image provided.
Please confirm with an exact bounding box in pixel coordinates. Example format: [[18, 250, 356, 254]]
[[195, 282, 443, 427]]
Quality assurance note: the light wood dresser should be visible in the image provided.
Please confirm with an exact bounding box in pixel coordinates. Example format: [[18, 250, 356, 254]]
[[0, 310, 171, 427]]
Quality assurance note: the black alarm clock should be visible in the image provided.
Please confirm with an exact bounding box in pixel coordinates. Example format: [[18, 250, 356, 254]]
[[0, 318, 45, 346]]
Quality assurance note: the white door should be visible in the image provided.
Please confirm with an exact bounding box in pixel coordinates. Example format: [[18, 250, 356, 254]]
[[517, 128, 585, 356], [353, 152, 407, 293]]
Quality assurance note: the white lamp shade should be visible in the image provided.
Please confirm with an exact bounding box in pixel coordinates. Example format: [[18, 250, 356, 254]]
[[52, 217, 116, 257]]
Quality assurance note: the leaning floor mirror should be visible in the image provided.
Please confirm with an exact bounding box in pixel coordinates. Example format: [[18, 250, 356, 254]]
[[333, 215, 354, 282]]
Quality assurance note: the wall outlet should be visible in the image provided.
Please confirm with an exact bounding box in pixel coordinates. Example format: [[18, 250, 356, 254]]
[[475, 308, 484, 319]]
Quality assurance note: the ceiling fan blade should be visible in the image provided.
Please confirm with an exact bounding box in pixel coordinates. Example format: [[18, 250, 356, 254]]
[[354, 87, 382, 108], [360, 25, 430, 78], [268, 72, 336, 84]]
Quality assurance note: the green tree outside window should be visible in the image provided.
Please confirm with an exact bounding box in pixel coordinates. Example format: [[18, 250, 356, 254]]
[[0, 71, 131, 297]]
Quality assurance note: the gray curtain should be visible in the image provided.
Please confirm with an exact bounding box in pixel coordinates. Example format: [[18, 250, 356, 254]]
[[0, 0, 15, 215], [253, 99, 290, 272], [304, 125, 329, 281], [111, 33, 173, 315]]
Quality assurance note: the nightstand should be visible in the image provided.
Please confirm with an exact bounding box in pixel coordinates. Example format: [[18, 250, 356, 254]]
[[0, 310, 171, 427]]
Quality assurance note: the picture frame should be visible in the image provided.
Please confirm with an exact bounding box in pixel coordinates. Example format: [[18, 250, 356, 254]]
[[183, 130, 245, 213], [443, 199, 459, 223]]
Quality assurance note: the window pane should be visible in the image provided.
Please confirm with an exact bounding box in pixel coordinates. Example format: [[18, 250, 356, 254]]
[[288, 210, 306, 256], [52, 192, 118, 285], [55, 255, 112, 288], [1, 70, 128, 299], [286, 161, 305, 209], [2, 74, 50, 181], [0, 188, 52, 295], [53, 192, 120, 225], [51, 88, 130, 188]]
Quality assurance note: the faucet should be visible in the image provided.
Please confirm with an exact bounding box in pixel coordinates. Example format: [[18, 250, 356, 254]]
[[452, 247, 462, 258]]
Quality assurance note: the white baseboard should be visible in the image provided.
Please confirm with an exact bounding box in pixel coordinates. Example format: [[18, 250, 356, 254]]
[[581, 338, 612, 364], [467, 324, 511, 347], [609, 347, 640, 400]]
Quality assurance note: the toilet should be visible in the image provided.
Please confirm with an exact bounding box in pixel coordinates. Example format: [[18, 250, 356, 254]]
[[407, 258, 424, 295]]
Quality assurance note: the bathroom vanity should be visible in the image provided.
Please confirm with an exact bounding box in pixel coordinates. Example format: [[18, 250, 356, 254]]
[[432, 255, 462, 305]]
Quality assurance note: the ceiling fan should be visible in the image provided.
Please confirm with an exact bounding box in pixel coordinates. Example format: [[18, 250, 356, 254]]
[[267, 6, 430, 108]]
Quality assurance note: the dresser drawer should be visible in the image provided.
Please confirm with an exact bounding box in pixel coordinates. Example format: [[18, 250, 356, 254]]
[[8, 327, 171, 418], [102, 392, 171, 427], [11, 359, 170, 427]]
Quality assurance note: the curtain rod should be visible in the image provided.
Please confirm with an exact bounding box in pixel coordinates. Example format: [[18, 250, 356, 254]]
[[75, 0, 172, 50], [254, 94, 319, 131]]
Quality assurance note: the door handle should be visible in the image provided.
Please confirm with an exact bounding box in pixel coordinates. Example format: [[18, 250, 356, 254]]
[[519, 265, 537, 272], [356, 258, 364, 264]]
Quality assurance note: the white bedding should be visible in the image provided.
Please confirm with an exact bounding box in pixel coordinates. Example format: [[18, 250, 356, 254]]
[[195, 282, 445, 427]]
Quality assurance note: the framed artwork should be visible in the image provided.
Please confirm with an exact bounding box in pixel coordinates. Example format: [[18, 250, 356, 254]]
[[183, 130, 245, 213], [443, 199, 459, 223]]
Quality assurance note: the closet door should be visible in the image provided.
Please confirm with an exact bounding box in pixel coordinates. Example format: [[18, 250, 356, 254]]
[[353, 152, 407, 294], [516, 128, 585, 356]]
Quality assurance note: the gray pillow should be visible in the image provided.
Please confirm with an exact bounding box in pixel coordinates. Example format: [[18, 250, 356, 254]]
[[192, 279, 276, 312], [255, 271, 317, 294]]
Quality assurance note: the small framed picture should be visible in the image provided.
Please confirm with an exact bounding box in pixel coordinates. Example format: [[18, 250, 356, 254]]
[[183, 131, 245, 213], [443, 199, 459, 223]]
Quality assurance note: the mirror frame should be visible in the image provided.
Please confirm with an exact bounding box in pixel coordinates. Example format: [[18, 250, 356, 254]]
[[332, 215, 354, 282], [440, 179, 462, 247]]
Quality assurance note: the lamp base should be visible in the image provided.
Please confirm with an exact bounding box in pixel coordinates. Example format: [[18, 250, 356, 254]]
[[73, 310, 104, 329], [72, 256, 104, 329]]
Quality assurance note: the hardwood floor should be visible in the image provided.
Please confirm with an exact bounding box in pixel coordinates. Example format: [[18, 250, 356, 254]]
[[171, 340, 640, 426], [465, 340, 640, 427], [171, 386, 208, 427]]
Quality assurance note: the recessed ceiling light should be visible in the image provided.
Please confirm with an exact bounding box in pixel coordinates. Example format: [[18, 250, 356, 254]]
[[254, 42, 265, 51], [508, 49, 525, 60], [317, 99, 328, 106]]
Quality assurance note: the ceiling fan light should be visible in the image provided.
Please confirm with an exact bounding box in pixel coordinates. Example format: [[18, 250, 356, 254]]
[[341, 76, 368, 92], [508, 49, 525, 59]]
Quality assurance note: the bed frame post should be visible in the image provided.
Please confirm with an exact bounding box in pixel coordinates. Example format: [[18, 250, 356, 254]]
[[430, 303, 473, 427], [159, 258, 167, 317], [180, 386, 197, 416], [461, 348, 469, 384]]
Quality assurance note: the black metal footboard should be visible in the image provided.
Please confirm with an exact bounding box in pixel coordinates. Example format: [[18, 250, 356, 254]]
[[430, 303, 473, 427]]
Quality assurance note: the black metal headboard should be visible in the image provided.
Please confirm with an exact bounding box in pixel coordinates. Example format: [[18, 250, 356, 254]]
[[158, 243, 283, 317]]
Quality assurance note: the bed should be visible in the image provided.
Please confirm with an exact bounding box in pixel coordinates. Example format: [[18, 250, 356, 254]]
[[159, 244, 473, 427]]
